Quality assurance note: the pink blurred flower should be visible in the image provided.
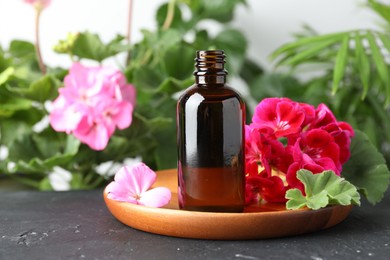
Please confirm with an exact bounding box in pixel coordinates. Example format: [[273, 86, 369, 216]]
[[106, 163, 171, 207], [23, 0, 51, 10], [49, 63, 136, 150]]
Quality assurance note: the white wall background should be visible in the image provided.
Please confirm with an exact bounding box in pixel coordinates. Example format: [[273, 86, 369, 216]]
[[0, 0, 380, 70]]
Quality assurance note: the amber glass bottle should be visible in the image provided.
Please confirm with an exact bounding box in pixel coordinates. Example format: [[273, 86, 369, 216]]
[[177, 50, 246, 212]]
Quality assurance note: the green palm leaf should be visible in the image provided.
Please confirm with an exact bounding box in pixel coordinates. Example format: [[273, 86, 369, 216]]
[[366, 32, 390, 106], [369, 0, 390, 25], [270, 31, 348, 60], [354, 32, 370, 99], [282, 38, 343, 67], [331, 35, 350, 95]]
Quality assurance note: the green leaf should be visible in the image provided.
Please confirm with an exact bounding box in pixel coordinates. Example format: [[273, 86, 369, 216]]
[[0, 67, 15, 86], [9, 40, 35, 58], [0, 87, 32, 117], [156, 3, 184, 31], [155, 29, 182, 53], [106, 35, 132, 54], [72, 32, 107, 61], [366, 32, 390, 106], [192, 30, 212, 50], [156, 77, 190, 95], [282, 37, 342, 67], [154, 121, 177, 169], [286, 170, 361, 210], [132, 65, 165, 94], [0, 117, 34, 146], [39, 177, 53, 191], [71, 32, 130, 62], [6, 75, 59, 102], [368, 0, 390, 25], [331, 35, 349, 95], [354, 33, 370, 99], [163, 43, 195, 80], [0, 48, 12, 72], [239, 58, 264, 86], [189, 0, 245, 23], [248, 73, 304, 102], [342, 130, 390, 205], [214, 29, 247, 74], [270, 32, 348, 60]]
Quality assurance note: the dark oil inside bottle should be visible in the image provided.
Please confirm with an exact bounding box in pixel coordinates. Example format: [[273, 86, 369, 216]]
[[177, 50, 246, 212]]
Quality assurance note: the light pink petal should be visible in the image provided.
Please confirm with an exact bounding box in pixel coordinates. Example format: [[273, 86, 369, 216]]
[[127, 163, 157, 193], [111, 166, 139, 196], [64, 63, 104, 99], [120, 84, 137, 105], [73, 116, 111, 151], [138, 187, 171, 207], [49, 97, 83, 133], [112, 101, 133, 129], [111, 163, 156, 196], [106, 181, 137, 203]]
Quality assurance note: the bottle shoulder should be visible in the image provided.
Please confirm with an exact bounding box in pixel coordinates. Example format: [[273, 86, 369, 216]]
[[178, 84, 244, 104]]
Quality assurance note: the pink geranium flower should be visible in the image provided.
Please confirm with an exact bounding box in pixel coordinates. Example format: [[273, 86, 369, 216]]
[[245, 98, 354, 204], [251, 98, 305, 138], [293, 129, 341, 174], [245, 126, 285, 175], [49, 63, 136, 150], [106, 163, 171, 207]]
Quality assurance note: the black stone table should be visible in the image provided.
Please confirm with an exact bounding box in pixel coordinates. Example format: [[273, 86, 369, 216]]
[[1, 189, 389, 260]]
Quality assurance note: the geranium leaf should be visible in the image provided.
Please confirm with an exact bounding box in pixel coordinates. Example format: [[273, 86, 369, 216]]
[[286, 170, 360, 210], [72, 32, 129, 62], [6, 75, 59, 102], [285, 188, 309, 209], [0, 87, 32, 117], [156, 77, 189, 94], [342, 130, 390, 205], [9, 40, 35, 58], [163, 43, 195, 80], [189, 0, 245, 23], [156, 3, 185, 31], [0, 67, 14, 86], [72, 32, 106, 61], [214, 29, 247, 75]]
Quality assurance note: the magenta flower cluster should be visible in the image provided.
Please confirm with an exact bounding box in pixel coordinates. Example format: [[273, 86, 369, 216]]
[[49, 63, 136, 151], [245, 98, 354, 203]]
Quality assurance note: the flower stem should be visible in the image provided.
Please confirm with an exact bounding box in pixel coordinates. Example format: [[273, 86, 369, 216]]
[[125, 0, 134, 66], [35, 9, 46, 74], [126, 0, 133, 43], [162, 0, 176, 30]]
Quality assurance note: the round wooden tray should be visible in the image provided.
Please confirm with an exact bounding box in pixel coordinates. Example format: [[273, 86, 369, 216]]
[[103, 169, 352, 240]]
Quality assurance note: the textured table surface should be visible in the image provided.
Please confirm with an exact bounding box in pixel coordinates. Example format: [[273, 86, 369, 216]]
[[0, 189, 389, 260]]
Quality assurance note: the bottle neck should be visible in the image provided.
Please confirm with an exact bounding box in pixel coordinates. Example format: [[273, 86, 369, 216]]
[[194, 50, 227, 85], [195, 75, 226, 85]]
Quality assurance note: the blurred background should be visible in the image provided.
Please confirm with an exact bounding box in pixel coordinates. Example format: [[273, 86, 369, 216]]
[[1, 0, 390, 191], [0, 0, 378, 70]]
